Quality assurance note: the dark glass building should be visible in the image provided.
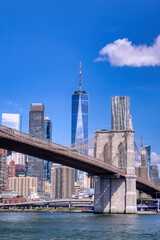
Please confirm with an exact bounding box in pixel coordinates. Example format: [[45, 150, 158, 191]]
[[28, 103, 44, 192], [141, 145, 151, 176], [43, 117, 52, 182], [145, 146, 151, 176], [111, 96, 130, 130], [71, 63, 88, 181]]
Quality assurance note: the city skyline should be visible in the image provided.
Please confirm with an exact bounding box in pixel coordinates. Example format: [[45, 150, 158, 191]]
[[0, 0, 160, 163], [0, 2, 160, 238]]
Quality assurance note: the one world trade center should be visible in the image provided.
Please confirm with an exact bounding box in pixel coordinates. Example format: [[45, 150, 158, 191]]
[[71, 62, 88, 182]]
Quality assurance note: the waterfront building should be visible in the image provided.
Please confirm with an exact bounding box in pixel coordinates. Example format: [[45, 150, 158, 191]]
[[1, 190, 18, 199], [51, 164, 75, 199], [111, 96, 130, 130], [8, 175, 38, 197], [71, 62, 88, 181], [28, 103, 44, 192], [43, 117, 52, 182], [2, 197, 26, 204], [0, 149, 7, 194], [42, 180, 51, 195]]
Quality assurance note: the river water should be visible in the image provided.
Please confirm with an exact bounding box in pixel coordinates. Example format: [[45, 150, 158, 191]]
[[0, 212, 160, 240]]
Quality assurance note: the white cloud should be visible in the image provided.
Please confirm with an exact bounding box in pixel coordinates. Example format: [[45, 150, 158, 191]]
[[151, 152, 160, 165], [95, 35, 160, 67]]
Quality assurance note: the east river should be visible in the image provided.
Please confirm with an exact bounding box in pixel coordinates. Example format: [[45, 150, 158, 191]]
[[0, 212, 160, 240]]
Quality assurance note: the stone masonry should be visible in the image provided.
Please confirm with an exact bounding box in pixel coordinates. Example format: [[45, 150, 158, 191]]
[[94, 130, 137, 214]]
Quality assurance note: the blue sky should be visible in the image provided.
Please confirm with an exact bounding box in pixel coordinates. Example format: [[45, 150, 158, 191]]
[[0, 0, 160, 160]]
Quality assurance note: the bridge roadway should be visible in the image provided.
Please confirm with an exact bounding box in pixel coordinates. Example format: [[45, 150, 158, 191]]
[[0, 199, 94, 209], [0, 125, 159, 197]]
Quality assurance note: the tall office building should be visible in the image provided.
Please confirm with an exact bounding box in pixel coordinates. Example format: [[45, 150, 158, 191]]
[[2, 113, 21, 130], [141, 146, 151, 176], [151, 165, 160, 186], [51, 164, 75, 199], [111, 96, 130, 130], [0, 149, 7, 194], [71, 62, 88, 181], [43, 117, 52, 182], [28, 103, 44, 192]]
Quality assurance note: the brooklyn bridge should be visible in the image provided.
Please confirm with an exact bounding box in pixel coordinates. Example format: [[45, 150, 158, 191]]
[[0, 125, 159, 214]]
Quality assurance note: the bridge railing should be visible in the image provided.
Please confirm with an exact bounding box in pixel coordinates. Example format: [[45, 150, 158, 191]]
[[0, 125, 126, 174], [0, 124, 66, 148]]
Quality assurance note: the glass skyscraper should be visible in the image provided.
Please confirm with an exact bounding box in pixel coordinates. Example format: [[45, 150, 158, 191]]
[[28, 103, 44, 192], [111, 96, 130, 130], [142, 145, 151, 176], [145, 146, 151, 176], [43, 117, 52, 182], [71, 62, 88, 181]]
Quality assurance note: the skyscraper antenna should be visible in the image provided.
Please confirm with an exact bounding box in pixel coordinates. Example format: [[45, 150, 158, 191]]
[[79, 61, 82, 91], [141, 132, 143, 149]]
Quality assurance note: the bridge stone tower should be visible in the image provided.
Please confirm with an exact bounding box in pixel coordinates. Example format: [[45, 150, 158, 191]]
[[94, 129, 137, 214]]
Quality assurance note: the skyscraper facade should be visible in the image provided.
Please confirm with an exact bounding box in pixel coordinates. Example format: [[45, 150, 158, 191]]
[[8, 175, 38, 197], [51, 164, 75, 199], [28, 103, 44, 192], [151, 165, 160, 186], [71, 62, 88, 181], [43, 117, 52, 182], [2, 113, 21, 130], [111, 96, 130, 130], [141, 145, 151, 176], [145, 146, 151, 176], [0, 149, 7, 194]]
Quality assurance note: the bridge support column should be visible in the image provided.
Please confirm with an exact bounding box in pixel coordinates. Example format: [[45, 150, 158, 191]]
[[125, 177, 137, 213], [94, 177, 111, 213], [94, 176, 137, 214]]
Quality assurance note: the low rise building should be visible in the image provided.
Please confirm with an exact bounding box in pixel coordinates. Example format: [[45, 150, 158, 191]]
[[8, 175, 37, 197], [42, 180, 51, 195], [2, 196, 26, 204]]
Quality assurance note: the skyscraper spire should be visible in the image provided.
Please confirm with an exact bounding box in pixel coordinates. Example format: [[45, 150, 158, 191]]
[[79, 61, 82, 91]]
